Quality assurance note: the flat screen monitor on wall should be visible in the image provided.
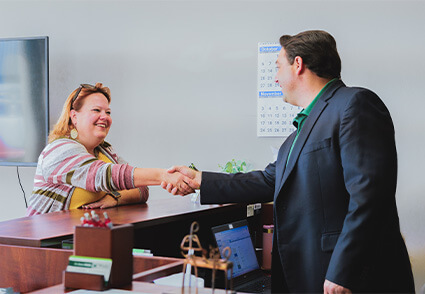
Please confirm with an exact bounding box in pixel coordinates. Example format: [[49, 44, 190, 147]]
[[0, 36, 49, 166]]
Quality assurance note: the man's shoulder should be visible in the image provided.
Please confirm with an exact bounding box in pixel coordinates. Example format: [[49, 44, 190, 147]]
[[328, 83, 382, 109], [334, 82, 378, 98], [320, 80, 376, 104], [331, 84, 391, 121]]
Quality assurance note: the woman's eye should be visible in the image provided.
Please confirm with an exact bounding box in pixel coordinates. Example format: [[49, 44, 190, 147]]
[[92, 109, 100, 112], [106, 111, 111, 115]]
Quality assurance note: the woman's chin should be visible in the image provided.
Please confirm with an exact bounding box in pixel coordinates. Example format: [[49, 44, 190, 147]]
[[94, 134, 108, 143]]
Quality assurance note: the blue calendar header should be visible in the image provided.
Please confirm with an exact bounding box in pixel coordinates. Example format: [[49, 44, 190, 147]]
[[259, 46, 281, 53], [259, 91, 283, 98]]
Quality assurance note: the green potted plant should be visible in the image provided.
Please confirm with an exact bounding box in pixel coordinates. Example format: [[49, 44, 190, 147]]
[[219, 159, 251, 173]]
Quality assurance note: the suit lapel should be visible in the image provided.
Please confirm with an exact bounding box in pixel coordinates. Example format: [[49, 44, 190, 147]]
[[275, 132, 296, 195], [276, 80, 344, 194], [276, 99, 327, 192]]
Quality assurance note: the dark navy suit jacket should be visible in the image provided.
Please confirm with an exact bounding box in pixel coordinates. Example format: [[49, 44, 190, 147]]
[[200, 80, 414, 293]]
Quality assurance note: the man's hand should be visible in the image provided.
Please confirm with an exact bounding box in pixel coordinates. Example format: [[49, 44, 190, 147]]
[[324, 279, 352, 294], [161, 165, 202, 195], [162, 171, 195, 196]]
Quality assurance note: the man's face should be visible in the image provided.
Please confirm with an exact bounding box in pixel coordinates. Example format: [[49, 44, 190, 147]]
[[275, 48, 297, 105]]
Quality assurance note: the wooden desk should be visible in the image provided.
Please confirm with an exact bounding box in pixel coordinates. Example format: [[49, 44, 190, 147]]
[[0, 243, 183, 293], [0, 195, 246, 292], [0, 196, 245, 249]]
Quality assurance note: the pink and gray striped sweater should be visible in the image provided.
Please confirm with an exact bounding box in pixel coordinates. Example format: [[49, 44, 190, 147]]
[[27, 138, 140, 215]]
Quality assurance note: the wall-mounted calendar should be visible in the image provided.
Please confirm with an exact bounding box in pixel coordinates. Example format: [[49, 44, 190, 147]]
[[257, 42, 301, 137]]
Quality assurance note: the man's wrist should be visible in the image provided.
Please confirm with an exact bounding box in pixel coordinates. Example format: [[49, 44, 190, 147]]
[[196, 171, 202, 189]]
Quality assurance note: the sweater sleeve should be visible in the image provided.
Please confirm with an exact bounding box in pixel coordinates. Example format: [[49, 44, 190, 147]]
[[40, 139, 136, 193]]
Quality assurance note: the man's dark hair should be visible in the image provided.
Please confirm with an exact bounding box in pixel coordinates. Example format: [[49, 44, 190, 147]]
[[279, 30, 341, 79]]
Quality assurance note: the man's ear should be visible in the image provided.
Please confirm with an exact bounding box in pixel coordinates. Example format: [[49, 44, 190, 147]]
[[293, 56, 304, 75]]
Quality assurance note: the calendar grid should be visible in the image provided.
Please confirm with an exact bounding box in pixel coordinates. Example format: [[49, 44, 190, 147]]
[[257, 42, 301, 137]]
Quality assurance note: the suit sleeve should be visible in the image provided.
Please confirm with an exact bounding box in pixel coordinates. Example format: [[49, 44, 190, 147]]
[[325, 89, 398, 288], [200, 161, 276, 204]]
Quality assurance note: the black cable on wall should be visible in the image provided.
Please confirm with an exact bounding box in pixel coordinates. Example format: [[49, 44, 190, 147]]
[[16, 166, 28, 208]]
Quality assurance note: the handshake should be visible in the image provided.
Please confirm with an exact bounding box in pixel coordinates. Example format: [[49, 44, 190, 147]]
[[160, 165, 202, 196]]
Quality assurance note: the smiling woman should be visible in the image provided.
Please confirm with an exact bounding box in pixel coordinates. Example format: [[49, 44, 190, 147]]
[[26, 83, 194, 215]]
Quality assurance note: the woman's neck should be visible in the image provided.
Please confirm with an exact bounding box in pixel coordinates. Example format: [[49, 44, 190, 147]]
[[79, 140, 99, 157]]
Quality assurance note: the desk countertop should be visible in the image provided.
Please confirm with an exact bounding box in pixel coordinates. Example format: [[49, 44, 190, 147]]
[[0, 195, 237, 247]]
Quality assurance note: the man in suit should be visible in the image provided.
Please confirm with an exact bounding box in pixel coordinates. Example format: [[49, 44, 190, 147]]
[[163, 30, 414, 293]]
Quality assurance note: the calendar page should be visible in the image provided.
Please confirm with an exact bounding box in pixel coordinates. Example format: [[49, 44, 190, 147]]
[[257, 42, 301, 137]]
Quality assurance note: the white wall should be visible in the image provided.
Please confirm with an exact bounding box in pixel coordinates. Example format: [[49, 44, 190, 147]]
[[0, 0, 424, 291]]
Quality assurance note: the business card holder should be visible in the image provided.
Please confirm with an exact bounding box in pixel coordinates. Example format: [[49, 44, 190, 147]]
[[63, 223, 134, 290]]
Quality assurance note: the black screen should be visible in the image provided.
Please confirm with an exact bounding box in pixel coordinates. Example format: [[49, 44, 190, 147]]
[[0, 36, 49, 166]]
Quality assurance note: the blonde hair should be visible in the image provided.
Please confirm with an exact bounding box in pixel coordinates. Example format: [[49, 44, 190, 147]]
[[48, 83, 111, 142]]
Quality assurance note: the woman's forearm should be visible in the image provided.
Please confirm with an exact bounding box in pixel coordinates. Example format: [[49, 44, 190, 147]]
[[117, 187, 148, 205], [133, 167, 194, 196], [133, 168, 167, 187]]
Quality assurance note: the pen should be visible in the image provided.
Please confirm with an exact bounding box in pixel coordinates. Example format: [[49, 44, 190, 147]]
[[189, 163, 198, 171]]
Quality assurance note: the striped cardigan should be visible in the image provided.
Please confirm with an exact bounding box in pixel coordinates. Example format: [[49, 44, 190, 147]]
[[27, 138, 142, 215]]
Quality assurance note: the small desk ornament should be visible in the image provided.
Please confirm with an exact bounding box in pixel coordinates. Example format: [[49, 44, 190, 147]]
[[180, 221, 234, 294]]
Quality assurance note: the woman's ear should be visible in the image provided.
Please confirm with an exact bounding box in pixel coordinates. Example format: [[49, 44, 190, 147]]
[[70, 109, 77, 126]]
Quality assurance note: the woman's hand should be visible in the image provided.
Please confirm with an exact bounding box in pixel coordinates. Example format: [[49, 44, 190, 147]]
[[161, 166, 202, 195], [162, 170, 195, 196], [81, 194, 118, 209]]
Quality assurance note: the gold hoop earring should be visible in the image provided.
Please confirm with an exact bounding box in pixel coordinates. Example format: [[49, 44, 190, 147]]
[[70, 128, 78, 139]]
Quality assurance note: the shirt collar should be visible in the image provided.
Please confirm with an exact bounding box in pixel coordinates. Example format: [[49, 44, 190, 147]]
[[293, 78, 339, 130]]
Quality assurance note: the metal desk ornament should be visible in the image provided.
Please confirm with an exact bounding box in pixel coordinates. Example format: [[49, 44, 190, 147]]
[[180, 221, 234, 294]]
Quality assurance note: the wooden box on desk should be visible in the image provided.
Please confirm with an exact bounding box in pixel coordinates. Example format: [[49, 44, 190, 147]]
[[64, 223, 134, 290]]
